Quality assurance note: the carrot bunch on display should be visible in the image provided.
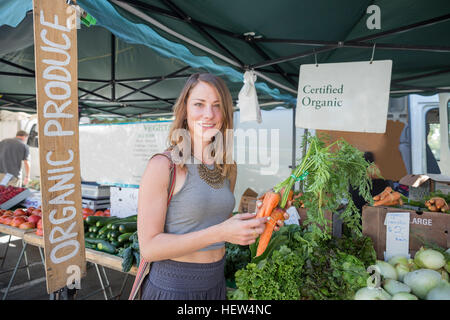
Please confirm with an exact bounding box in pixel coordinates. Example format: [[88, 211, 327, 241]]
[[425, 197, 449, 213], [372, 187, 403, 207]]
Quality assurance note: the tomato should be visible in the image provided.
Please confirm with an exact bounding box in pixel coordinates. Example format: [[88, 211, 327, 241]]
[[27, 215, 41, 225], [19, 221, 35, 230], [83, 208, 94, 215], [37, 219, 43, 230], [11, 217, 27, 228], [3, 216, 13, 225], [94, 211, 104, 216], [13, 209, 26, 217], [36, 228, 43, 236], [26, 206, 36, 215]]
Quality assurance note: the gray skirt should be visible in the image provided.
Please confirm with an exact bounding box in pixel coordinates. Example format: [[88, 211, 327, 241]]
[[141, 255, 226, 300]]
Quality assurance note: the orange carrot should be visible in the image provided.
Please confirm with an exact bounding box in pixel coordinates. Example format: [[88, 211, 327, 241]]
[[373, 191, 401, 207], [373, 187, 393, 201], [280, 187, 293, 206], [256, 208, 285, 257], [255, 191, 280, 218]]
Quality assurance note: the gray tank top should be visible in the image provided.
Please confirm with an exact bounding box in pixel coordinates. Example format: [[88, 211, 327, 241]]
[[164, 158, 235, 251]]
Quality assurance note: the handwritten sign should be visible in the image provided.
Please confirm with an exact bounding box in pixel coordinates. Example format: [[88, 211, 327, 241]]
[[384, 212, 410, 261], [33, 0, 85, 293]]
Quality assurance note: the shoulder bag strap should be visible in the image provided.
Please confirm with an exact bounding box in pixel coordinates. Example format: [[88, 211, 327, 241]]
[[128, 152, 176, 300]]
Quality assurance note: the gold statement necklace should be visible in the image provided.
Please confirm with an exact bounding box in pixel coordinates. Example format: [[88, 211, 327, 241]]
[[197, 161, 225, 189]]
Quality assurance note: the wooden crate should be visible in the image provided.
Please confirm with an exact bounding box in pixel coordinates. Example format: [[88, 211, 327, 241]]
[[362, 205, 450, 259]]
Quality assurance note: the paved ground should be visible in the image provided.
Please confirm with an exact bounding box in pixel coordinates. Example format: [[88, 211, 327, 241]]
[[0, 234, 134, 300]]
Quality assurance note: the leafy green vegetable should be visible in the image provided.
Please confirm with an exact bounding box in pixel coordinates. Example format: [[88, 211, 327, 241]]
[[225, 243, 251, 285], [274, 133, 373, 242], [229, 245, 305, 300]]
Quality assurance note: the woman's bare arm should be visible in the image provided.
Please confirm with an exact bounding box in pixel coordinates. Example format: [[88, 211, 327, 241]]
[[137, 156, 265, 262]]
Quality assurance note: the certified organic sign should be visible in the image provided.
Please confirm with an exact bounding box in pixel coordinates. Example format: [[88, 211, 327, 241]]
[[33, 0, 85, 293], [295, 60, 392, 133]]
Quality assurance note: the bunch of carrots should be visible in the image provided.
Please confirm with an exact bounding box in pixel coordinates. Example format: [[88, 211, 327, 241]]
[[425, 197, 449, 213], [254, 188, 293, 257], [372, 187, 403, 207]]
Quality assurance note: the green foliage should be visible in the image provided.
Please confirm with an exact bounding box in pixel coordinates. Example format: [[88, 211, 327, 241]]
[[275, 133, 373, 242], [225, 243, 251, 284], [229, 225, 376, 300], [229, 245, 305, 300]]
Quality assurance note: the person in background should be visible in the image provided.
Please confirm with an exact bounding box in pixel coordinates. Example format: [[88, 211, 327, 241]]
[[0, 130, 30, 187], [350, 151, 391, 214]]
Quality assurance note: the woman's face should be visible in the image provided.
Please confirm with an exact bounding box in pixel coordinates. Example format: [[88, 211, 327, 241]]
[[186, 81, 224, 146]]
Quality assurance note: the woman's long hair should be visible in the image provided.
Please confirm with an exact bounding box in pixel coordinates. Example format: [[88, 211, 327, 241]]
[[167, 73, 235, 178]]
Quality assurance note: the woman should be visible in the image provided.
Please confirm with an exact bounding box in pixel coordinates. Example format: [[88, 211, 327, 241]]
[[137, 73, 288, 300]]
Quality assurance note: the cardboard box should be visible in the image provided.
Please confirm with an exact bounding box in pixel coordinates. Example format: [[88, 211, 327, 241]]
[[238, 188, 258, 213], [362, 205, 450, 260], [297, 208, 342, 237], [0, 173, 19, 187], [399, 174, 450, 201]]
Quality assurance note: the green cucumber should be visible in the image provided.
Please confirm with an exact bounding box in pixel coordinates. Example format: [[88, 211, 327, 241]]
[[85, 215, 114, 226], [108, 215, 138, 230], [109, 230, 120, 240], [118, 222, 137, 234], [96, 240, 117, 255], [96, 217, 121, 228], [110, 240, 121, 248], [85, 237, 107, 245], [90, 226, 99, 234], [98, 225, 109, 235], [117, 232, 133, 243], [85, 242, 97, 250]]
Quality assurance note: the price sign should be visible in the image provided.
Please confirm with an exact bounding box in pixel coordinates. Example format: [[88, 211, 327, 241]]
[[384, 212, 410, 261]]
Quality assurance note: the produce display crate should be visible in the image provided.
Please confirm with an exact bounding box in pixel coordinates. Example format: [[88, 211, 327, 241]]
[[82, 198, 110, 211], [0, 188, 32, 210], [362, 205, 450, 260], [0, 223, 36, 238], [81, 183, 110, 200]]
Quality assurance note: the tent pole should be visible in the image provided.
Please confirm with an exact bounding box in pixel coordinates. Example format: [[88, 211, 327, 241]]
[[116, 66, 190, 101], [117, 83, 173, 105], [255, 38, 450, 53], [291, 104, 296, 171], [79, 83, 112, 99], [111, 34, 116, 101], [161, 0, 245, 67]]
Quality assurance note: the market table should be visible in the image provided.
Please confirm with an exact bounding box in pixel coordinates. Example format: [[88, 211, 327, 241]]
[[0, 225, 44, 300], [22, 232, 137, 299]]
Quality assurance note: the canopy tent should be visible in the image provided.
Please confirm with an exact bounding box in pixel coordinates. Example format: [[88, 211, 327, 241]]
[[0, 0, 449, 118]]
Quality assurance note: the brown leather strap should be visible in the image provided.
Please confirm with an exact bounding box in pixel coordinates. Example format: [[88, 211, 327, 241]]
[[128, 151, 176, 300]]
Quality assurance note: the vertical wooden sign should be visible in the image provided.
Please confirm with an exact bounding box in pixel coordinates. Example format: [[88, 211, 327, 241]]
[[33, 0, 86, 293]]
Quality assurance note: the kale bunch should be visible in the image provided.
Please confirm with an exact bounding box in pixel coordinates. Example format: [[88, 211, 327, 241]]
[[229, 245, 305, 300]]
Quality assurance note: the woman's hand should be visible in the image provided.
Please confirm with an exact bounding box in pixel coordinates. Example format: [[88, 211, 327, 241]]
[[220, 213, 266, 246], [255, 200, 290, 232]]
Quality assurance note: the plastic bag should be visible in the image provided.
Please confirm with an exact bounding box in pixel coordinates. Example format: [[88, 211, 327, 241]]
[[237, 70, 262, 123]]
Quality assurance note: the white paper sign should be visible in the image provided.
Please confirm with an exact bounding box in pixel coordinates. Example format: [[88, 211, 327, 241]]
[[0, 173, 13, 186], [384, 212, 410, 261], [284, 206, 300, 226], [79, 121, 171, 186], [295, 60, 392, 133]]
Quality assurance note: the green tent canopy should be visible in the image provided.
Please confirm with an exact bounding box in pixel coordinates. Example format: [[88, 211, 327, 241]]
[[0, 0, 449, 117]]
